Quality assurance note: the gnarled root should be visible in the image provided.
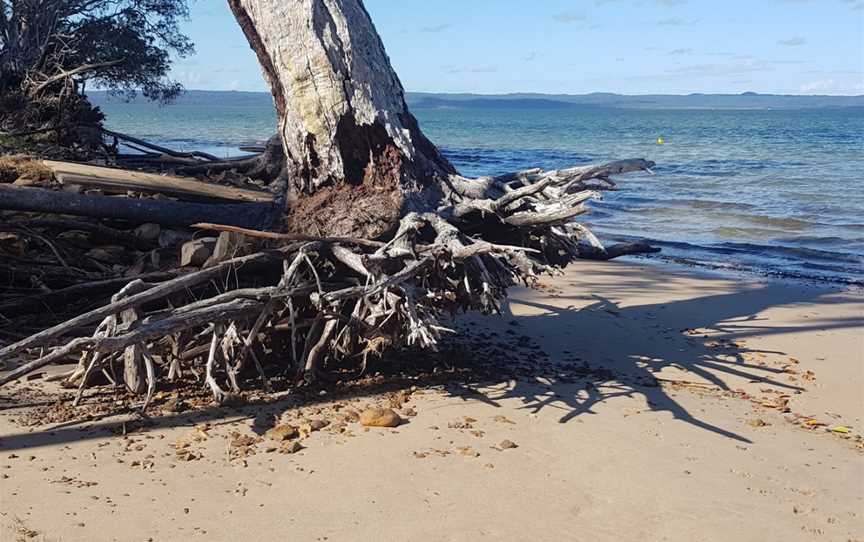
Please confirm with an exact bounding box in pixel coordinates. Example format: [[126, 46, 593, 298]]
[[0, 159, 657, 403]]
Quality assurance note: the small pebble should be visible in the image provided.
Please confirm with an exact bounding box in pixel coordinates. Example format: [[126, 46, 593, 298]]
[[498, 439, 518, 450]]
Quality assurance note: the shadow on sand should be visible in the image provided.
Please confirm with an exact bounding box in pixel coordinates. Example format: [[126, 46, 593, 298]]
[[1, 272, 860, 452]]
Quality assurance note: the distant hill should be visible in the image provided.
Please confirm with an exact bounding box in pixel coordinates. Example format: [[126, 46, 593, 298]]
[[88, 90, 274, 107], [87, 90, 864, 110], [407, 92, 864, 110], [406, 97, 603, 110]]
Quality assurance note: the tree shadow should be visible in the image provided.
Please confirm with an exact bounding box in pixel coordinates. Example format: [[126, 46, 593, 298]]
[[1, 270, 859, 451], [451, 275, 861, 443]]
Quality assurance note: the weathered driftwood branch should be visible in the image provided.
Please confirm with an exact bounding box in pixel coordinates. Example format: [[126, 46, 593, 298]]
[[0, 271, 179, 317], [44, 160, 274, 203], [103, 129, 221, 162], [31, 60, 125, 95], [174, 134, 286, 183], [0, 249, 287, 362], [191, 223, 384, 248], [578, 242, 661, 261], [0, 185, 275, 228], [3, 218, 153, 249]]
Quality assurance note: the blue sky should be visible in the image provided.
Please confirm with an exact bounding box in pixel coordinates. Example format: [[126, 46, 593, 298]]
[[173, 0, 863, 95]]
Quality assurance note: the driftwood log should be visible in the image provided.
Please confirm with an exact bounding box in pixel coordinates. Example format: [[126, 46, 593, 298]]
[[0, 184, 275, 228], [44, 160, 273, 203], [0, 0, 659, 404]]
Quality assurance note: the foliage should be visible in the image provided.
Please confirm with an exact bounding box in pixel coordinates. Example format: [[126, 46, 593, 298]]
[[0, 0, 193, 101]]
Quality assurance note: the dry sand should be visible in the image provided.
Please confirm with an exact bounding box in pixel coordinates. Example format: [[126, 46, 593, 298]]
[[1, 260, 862, 542]]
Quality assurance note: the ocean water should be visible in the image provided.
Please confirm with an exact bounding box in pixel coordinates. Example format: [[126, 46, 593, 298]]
[[96, 99, 864, 284]]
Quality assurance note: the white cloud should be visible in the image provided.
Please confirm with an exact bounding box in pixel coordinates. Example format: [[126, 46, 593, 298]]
[[175, 71, 207, 87], [785, 0, 863, 6], [657, 17, 697, 25], [778, 36, 807, 46], [553, 11, 586, 23], [595, 0, 686, 4], [421, 24, 451, 33], [671, 58, 774, 76], [445, 65, 499, 74], [799, 79, 864, 93]]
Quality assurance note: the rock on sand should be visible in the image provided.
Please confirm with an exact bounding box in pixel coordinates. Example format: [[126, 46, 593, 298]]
[[359, 407, 402, 428]]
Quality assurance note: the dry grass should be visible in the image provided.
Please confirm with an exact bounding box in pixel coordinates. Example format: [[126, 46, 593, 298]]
[[0, 155, 53, 185]]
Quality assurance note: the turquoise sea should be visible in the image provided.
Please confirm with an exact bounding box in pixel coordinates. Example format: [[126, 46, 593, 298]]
[[94, 96, 864, 284]]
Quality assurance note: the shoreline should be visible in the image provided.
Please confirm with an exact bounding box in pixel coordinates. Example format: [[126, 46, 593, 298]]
[[597, 232, 864, 287], [2, 258, 862, 541], [108, 136, 864, 288], [626, 251, 864, 288]]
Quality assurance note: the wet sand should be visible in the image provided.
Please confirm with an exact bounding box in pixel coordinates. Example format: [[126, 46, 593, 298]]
[[1, 260, 862, 541]]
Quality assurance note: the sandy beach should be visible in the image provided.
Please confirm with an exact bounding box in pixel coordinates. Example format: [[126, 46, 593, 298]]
[[1, 259, 862, 542]]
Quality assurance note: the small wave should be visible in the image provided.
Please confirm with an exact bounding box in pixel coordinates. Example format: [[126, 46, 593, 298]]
[[699, 158, 809, 169], [441, 147, 595, 169], [655, 158, 810, 178], [627, 198, 760, 211], [709, 227, 802, 239], [836, 223, 864, 232], [725, 213, 813, 230], [715, 242, 864, 264], [600, 233, 863, 285], [775, 235, 864, 249]]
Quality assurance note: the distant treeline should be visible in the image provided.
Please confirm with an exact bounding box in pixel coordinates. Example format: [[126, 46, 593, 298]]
[[88, 90, 864, 110]]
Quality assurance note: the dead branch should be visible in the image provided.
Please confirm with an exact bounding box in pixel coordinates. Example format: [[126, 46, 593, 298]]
[[103, 129, 221, 162], [0, 185, 275, 228]]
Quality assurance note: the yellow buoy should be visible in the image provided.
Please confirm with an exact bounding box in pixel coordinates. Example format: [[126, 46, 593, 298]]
[[656, 137, 665, 145]]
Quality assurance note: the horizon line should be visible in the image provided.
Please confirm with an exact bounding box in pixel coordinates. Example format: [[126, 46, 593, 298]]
[[88, 89, 864, 99]]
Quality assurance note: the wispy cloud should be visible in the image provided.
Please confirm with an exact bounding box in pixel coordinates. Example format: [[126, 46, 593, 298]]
[[522, 51, 539, 62], [657, 16, 698, 25], [595, 0, 686, 4], [421, 24, 451, 33], [671, 59, 774, 76], [778, 36, 806, 46], [584, 57, 781, 89], [782, 0, 863, 8], [803, 69, 862, 75], [445, 65, 499, 74], [668, 48, 694, 55], [553, 11, 586, 23], [800, 79, 837, 92], [799, 78, 864, 93]]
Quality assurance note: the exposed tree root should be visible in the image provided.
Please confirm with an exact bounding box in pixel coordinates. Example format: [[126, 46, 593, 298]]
[[0, 159, 657, 404]]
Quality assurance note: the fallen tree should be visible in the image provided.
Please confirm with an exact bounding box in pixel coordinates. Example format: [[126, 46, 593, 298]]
[[0, 0, 657, 405]]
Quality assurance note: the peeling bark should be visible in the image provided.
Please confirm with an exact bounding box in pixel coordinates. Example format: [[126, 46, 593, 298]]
[[229, 0, 454, 237]]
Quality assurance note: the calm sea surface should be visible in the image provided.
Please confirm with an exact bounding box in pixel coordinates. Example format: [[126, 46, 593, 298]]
[[97, 100, 864, 284]]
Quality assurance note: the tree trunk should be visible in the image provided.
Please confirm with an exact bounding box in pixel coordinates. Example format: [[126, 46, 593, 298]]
[[227, 0, 655, 258], [0, 0, 657, 397], [228, 0, 455, 239]]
